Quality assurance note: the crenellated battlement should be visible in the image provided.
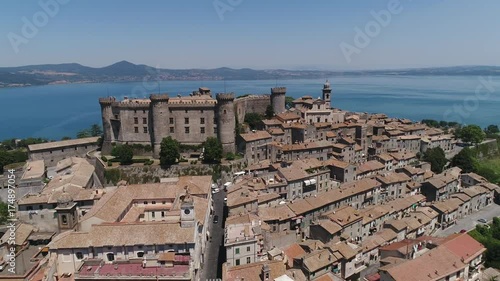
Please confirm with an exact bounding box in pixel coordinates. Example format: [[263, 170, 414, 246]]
[[216, 93, 235, 101], [271, 87, 287, 95], [150, 94, 170, 102], [99, 97, 116, 105]]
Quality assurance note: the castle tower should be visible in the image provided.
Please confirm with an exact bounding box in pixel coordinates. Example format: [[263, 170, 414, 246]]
[[216, 93, 236, 154], [99, 97, 116, 154], [150, 94, 170, 158], [271, 87, 286, 114], [180, 187, 195, 228], [322, 80, 332, 108]]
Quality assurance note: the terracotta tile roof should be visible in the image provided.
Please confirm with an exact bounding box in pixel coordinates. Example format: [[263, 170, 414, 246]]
[[383, 246, 464, 281], [239, 130, 272, 142], [376, 172, 411, 185], [283, 243, 307, 268], [258, 205, 296, 221], [302, 249, 338, 273], [323, 158, 351, 169], [358, 160, 385, 174], [28, 137, 99, 151], [441, 233, 487, 263], [316, 219, 342, 235], [224, 260, 286, 281]]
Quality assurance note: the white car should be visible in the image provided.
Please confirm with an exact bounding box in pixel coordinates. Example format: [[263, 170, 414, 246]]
[[212, 188, 220, 194]]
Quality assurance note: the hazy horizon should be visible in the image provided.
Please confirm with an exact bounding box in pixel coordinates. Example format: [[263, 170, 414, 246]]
[[2, 0, 500, 69]]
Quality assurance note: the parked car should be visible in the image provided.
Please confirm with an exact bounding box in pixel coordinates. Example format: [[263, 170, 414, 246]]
[[212, 188, 219, 194], [460, 229, 467, 233], [478, 218, 488, 224], [213, 215, 219, 224]]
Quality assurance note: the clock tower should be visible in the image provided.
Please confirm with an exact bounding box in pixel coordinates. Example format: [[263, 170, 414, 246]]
[[180, 186, 195, 228]]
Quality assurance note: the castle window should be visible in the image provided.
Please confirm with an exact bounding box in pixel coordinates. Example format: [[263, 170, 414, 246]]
[[169, 118, 174, 124], [143, 127, 148, 133], [185, 118, 189, 124], [214, 127, 217, 134], [76, 252, 84, 260], [152, 212, 155, 218], [137, 252, 144, 258], [135, 127, 139, 133], [185, 127, 190, 134], [134, 110, 137, 114], [235, 248, 240, 254], [143, 110, 146, 114], [200, 118, 205, 124], [224, 109, 227, 114], [134, 117, 138, 124], [170, 127, 174, 133], [235, 259, 240, 266], [246, 257, 251, 264], [143, 117, 147, 124], [161, 211, 165, 217], [185, 110, 188, 113], [201, 127, 205, 134], [114, 114, 119, 119], [201, 110, 204, 113]]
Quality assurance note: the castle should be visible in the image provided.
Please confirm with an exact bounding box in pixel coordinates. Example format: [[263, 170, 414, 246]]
[[99, 87, 290, 158]]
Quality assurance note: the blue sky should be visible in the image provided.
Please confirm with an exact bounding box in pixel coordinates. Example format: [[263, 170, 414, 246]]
[[1, 0, 499, 70]]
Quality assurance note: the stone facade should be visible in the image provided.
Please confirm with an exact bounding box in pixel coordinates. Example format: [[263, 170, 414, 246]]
[[100, 87, 284, 157]]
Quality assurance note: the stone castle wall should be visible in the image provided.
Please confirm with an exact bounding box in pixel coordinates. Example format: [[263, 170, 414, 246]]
[[234, 95, 271, 124]]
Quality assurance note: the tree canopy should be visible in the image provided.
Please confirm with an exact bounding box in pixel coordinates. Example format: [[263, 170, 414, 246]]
[[244, 113, 263, 130], [423, 147, 447, 173], [265, 105, 274, 119], [0, 201, 9, 225], [203, 137, 223, 163], [77, 123, 103, 139], [285, 96, 294, 109], [451, 147, 477, 173], [160, 137, 180, 166], [111, 144, 134, 165], [458, 124, 486, 145]]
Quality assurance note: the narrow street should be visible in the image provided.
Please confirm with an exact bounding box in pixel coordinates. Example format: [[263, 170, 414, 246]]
[[434, 203, 500, 237], [200, 187, 226, 280]]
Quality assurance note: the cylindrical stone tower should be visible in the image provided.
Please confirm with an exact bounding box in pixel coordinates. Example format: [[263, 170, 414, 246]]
[[271, 87, 286, 114], [216, 93, 236, 154], [98, 97, 116, 154], [150, 94, 170, 158]]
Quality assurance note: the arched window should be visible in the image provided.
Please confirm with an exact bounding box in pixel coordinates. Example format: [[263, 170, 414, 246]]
[[224, 110, 227, 114], [61, 215, 68, 224]]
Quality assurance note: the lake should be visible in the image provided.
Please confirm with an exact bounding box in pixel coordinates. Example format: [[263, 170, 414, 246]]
[[1, 76, 499, 140]]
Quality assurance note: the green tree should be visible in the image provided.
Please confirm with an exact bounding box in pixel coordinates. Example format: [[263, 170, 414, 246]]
[[423, 147, 447, 173], [160, 137, 180, 166], [118, 144, 133, 165], [485, 124, 500, 137], [285, 96, 294, 109], [90, 124, 103, 137], [76, 129, 91, 139], [111, 144, 133, 165], [203, 137, 223, 163], [61, 136, 72, 140], [244, 113, 263, 130], [451, 148, 477, 173], [459, 124, 486, 145], [265, 105, 274, 119], [422, 119, 439, 127], [0, 201, 8, 224]]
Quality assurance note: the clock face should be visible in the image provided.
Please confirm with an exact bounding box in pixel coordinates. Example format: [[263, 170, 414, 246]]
[[184, 209, 191, 215]]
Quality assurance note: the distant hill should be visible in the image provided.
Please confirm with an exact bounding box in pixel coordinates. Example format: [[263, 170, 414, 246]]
[[1, 61, 499, 87]]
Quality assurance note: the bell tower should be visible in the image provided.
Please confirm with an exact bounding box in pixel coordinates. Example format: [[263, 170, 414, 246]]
[[55, 189, 78, 231], [322, 80, 332, 108]]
